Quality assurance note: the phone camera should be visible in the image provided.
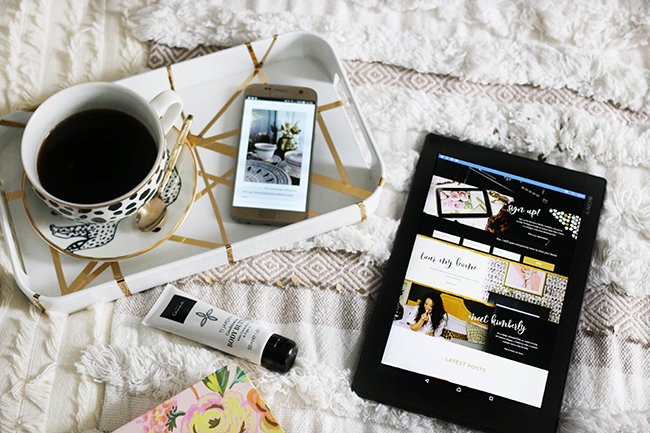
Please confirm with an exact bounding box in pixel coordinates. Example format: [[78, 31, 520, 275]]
[[299, 90, 304, 94]]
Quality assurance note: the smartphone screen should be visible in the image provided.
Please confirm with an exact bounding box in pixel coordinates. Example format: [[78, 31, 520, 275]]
[[232, 85, 317, 223]]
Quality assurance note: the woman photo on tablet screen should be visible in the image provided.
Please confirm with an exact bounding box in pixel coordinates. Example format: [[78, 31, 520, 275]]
[[408, 293, 448, 337]]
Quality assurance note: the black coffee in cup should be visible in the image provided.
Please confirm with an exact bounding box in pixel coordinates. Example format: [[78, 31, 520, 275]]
[[37, 108, 158, 204]]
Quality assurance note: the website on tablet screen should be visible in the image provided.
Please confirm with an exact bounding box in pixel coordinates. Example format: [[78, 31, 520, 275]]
[[381, 154, 586, 408]]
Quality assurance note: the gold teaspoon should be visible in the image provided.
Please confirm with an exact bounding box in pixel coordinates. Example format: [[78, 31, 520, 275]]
[[134, 114, 193, 232]]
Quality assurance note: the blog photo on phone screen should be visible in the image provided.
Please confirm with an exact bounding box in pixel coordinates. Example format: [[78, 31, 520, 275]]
[[231, 84, 317, 225]]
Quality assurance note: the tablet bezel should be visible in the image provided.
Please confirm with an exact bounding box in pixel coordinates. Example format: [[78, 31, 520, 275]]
[[352, 134, 606, 433]]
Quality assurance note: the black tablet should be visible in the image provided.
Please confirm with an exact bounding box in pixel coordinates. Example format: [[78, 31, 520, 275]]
[[352, 134, 606, 433]]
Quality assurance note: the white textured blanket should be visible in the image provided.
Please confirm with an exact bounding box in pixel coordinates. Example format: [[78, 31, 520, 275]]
[[2, 1, 650, 432], [0, 1, 148, 432]]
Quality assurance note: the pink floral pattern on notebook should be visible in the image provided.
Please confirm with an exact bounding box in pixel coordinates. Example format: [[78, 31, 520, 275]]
[[116, 364, 283, 433]]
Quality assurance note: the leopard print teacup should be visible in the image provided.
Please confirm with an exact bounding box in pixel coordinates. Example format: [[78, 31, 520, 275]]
[[22, 82, 183, 223]]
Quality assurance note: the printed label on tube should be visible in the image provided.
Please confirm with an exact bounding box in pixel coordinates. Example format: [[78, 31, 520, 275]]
[[143, 285, 274, 365]]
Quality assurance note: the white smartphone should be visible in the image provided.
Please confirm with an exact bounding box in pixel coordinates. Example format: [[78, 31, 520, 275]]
[[231, 84, 318, 225]]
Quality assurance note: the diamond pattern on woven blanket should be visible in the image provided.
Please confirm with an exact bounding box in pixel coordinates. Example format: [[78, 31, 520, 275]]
[[148, 42, 221, 69], [340, 59, 650, 124], [149, 41, 650, 125], [202, 249, 384, 295], [580, 288, 650, 345]]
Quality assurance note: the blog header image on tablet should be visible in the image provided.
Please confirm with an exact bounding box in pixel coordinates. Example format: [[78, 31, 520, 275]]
[[382, 153, 587, 409]]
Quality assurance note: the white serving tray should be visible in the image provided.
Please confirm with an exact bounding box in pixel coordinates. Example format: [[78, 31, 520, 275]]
[[0, 32, 384, 314]]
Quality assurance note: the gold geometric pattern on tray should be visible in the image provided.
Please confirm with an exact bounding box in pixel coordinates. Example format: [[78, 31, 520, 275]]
[[165, 35, 374, 251], [1, 34, 378, 304], [48, 246, 115, 297], [0, 119, 27, 128]]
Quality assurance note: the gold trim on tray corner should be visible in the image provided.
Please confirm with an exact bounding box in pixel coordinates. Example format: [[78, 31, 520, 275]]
[[357, 202, 367, 221], [32, 294, 46, 312], [21, 144, 198, 262]]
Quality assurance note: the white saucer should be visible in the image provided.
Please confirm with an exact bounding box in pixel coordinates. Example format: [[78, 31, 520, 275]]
[[22, 128, 197, 261], [278, 161, 301, 179], [248, 153, 282, 164]]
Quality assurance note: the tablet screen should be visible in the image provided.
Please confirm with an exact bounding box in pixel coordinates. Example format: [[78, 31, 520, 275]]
[[353, 134, 606, 433], [383, 151, 586, 408]]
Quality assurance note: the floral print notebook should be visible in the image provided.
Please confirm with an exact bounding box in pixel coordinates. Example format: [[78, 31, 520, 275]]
[[115, 364, 283, 433]]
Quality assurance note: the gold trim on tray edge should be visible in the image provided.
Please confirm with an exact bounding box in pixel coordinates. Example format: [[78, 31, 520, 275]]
[[357, 202, 367, 221], [111, 262, 132, 297], [225, 243, 234, 264], [20, 139, 198, 262], [32, 294, 46, 312]]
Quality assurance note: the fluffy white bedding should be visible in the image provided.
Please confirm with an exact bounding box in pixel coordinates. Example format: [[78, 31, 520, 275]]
[[1, 1, 650, 432], [0, 1, 148, 432]]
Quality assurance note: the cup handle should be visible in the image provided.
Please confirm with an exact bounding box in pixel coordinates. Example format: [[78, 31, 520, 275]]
[[149, 90, 183, 135]]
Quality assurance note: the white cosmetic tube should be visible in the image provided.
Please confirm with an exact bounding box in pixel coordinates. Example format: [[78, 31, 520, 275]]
[[143, 285, 297, 373]]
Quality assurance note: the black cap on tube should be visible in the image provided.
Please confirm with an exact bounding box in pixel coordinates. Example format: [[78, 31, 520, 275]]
[[261, 334, 298, 373]]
